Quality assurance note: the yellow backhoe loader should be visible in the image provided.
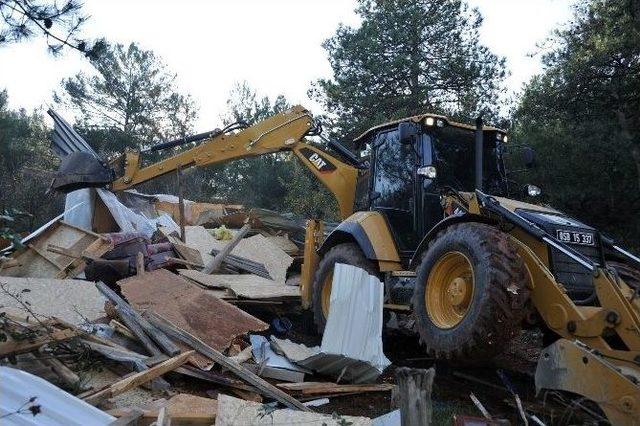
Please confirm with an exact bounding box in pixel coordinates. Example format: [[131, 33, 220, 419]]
[[49, 105, 640, 424]]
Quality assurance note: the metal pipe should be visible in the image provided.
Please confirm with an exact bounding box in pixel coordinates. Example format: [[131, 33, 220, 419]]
[[475, 117, 483, 190], [144, 129, 222, 153]]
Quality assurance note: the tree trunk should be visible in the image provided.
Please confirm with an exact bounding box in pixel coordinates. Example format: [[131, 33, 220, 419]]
[[395, 367, 435, 426]]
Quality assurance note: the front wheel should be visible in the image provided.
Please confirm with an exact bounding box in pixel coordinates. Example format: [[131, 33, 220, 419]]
[[412, 223, 530, 359], [311, 243, 377, 333]]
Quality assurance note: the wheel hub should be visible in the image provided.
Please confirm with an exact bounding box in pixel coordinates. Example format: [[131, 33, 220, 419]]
[[447, 277, 469, 307], [425, 251, 475, 329]]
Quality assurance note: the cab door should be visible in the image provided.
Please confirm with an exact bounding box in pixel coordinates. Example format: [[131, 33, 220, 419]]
[[370, 128, 419, 255]]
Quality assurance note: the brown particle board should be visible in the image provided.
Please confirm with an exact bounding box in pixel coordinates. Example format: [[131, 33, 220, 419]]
[[118, 269, 268, 369]]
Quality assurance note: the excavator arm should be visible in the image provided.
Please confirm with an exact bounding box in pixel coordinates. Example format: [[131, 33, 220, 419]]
[[106, 105, 359, 219]]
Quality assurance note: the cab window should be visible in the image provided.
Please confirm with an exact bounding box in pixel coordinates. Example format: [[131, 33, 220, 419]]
[[372, 130, 415, 209]]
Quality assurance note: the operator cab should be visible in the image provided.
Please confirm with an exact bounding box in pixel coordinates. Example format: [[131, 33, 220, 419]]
[[353, 115, 510, 259]]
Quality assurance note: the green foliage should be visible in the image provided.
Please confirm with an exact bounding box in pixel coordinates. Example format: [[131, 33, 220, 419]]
[[515, 0, 640, 247], [0, 0, 104, 56], [0, 89, 63, 234], [55, 42, 198, 156], [312, 0, 507, 140]]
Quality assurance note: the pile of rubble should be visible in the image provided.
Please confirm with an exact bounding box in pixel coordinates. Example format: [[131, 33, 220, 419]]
[[0, 188, 401, 425]]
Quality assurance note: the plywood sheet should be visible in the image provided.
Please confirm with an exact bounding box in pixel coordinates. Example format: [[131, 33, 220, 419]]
[[119, 269, 268, 368], [183, 227, 293, 283], [0, 276, 105, 325], [214, 394, 371, 425], [228, 235, 292, 284], [178, 271, 299, 299]]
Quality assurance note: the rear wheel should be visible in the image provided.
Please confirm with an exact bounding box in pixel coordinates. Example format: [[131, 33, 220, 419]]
[[413, 223, 530, 359], [312, 243, 377, 333]]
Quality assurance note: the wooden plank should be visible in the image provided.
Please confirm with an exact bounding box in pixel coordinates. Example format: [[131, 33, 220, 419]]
[[215, 394, 370, 425], [115, 305, 163, 357], [174, 365, 256, 392], [178, 270, 299, 299], [208, 249, 272, 279], [84, 350, 194, 406], [243, 363, 306, 383], [46, 244, 80, 258], [59, 220, 110, 241], [146, 311, 310, 412], [277, 382, 396, 395], [39, 357, 82, 388], [202, 224, 250, 274], [107, 394, 218, 425], [97, 282, 181, 356], [157, 406, 169, 426], [0, 328, 79, 357], [107, 408, 143, 425], [109, 319, 137, 340]]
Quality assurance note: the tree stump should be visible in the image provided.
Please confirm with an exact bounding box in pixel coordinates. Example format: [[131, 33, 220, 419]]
[[395, 367, 435, 426]]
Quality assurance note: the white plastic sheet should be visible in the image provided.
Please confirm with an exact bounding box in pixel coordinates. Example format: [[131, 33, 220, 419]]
[[63, 189, 95, 230], [0, 367, 115, 425]]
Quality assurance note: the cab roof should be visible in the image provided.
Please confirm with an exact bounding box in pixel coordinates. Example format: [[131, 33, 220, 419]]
[[352, 112, 505, 143]]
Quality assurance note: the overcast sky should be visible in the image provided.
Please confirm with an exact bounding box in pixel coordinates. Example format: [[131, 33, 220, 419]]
[[0, 0, 575, 129]]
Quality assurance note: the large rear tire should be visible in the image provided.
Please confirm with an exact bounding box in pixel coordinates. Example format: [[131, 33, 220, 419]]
[[412, 223, 530, 359], [311, 243, 377, 333]]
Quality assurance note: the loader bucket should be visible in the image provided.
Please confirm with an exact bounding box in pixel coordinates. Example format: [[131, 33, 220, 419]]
[[52, 151, 115, 193]]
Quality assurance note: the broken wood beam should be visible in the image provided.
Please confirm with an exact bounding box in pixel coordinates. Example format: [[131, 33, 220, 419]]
[[277, 382, 396, 395], [208, 249, 271, 279], [395, 367, 435, 426], [0, 328, 80, 357], [109, 319, 137, 341], [202, 224, 250, 274], [115, 305, 163, 357], [39, 356, 82, 388], [145, 311, 310, 412], [84, 350, 194, 406], [96, 282, 181, 356]]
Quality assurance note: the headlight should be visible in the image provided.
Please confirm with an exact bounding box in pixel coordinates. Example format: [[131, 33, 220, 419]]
[[527, 184, 541, 197]]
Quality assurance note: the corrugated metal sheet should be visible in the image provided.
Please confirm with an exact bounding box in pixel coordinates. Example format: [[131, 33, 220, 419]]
[[0, 367, 115, 425], [298, 263, 391, 383], [47, 110, 99, 158]]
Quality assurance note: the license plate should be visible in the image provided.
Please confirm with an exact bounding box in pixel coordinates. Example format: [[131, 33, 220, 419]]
[[556, 229, 596, 246]]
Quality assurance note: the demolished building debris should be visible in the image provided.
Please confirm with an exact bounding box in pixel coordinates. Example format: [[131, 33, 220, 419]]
[[0, 180, 616, 424]]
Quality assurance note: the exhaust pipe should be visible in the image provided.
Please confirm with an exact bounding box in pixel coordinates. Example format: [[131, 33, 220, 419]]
[[475, 117, 483, 191]]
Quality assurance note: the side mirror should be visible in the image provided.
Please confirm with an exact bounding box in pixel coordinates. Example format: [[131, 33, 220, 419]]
[[522, 147, 535, 168], [398, 122, 419, 145]]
